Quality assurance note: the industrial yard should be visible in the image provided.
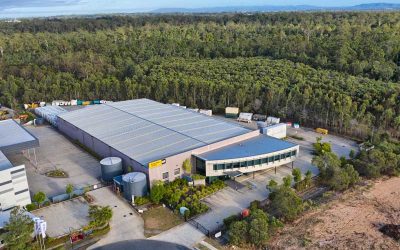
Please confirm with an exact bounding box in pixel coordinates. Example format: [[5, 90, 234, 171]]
[[7, 125, 101, 197], [0, 98, 381, 250]]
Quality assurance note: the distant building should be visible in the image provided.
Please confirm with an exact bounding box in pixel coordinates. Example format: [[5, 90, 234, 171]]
[[56, 99, 299, 186]]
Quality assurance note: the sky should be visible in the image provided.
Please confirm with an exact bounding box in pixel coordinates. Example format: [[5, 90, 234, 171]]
[[1, 0, 399, 18]]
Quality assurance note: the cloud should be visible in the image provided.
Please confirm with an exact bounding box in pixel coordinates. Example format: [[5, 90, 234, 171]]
[[0, 0, 81, 10]]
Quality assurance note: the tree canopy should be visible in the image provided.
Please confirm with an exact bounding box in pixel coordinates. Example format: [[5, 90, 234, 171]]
[[2, 207, 34, 250], [88, 205, 113, 228], [0, 13, 400, 139]]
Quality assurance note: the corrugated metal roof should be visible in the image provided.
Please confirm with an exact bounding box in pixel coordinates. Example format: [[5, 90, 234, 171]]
[[197, 135, 298, 161], [58, 99, 252, 165], [0, 119, 39, 153], [0, 151, 13, 171]]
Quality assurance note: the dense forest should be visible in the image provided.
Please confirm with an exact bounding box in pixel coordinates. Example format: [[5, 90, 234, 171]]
[[0, 12, 399, 138]]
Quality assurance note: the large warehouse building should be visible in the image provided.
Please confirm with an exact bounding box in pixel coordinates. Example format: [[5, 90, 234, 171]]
[[56, 99, 299, 185]]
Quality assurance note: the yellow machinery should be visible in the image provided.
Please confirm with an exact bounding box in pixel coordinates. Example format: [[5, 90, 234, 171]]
[[315, 128, 328, 135]]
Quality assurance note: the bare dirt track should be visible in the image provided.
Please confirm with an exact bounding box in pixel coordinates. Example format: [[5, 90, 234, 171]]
[[268, 177, 400, 249]]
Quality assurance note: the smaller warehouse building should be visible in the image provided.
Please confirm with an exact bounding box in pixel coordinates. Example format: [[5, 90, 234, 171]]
[[195, 135, 297, 180], [0, 119, 39, 210]]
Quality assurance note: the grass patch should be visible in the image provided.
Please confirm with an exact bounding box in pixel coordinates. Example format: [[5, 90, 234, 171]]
[[142, 206, 183, 237], [45, 169, 69, 178]]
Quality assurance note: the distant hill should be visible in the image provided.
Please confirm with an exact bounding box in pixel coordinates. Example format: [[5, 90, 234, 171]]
[[152, 3, 400, 13]]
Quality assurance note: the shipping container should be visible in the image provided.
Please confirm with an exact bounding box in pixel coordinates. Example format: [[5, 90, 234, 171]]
[[199, 109, 212, 116], [225, 107, 239, 118], [266, 116, 280, 125], [237, 112, 253, 123], [261, 123, 287, 139], [252, 114, 267, 121]]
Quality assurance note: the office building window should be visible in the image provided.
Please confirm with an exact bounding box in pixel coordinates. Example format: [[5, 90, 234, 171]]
[[162, 172, 169, 180]]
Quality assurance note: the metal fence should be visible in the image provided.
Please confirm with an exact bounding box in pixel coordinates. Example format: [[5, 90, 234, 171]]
[[188, 219, 210, 237]]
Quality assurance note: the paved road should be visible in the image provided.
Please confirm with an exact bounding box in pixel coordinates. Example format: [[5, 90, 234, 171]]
[[92, 239, 189, 250], [88, 187, 145, 249], [151, 223, 205, 248]]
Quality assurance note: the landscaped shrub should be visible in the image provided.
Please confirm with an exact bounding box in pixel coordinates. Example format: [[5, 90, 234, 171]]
[[26, 203, 37, 212], [161, 178, 225, 217], [134, 196, 150, 206], [224, 214, 239, 228], [192, 174, 206, 180]]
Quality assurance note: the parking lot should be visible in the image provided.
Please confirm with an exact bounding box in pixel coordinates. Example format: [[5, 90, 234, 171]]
[[8, 125, 101, 197], [190, 119, 359, 234], [32, 197, 90, 237]]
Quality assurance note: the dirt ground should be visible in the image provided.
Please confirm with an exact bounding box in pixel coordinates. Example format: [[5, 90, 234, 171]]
[[268, 177, 400, 249], [142, 206, 183, 237]]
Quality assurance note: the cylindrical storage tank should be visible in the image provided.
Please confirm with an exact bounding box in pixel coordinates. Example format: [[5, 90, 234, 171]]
[[100, 157, 123, 182], [122, 172, 148, 201]]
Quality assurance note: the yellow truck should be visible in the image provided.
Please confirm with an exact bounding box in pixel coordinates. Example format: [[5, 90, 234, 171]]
[[315, 128, 328, 135]]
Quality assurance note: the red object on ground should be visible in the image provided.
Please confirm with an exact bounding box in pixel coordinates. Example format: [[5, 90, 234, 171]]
[[70, 232, 85, 243], [242, 209, 250, 218]]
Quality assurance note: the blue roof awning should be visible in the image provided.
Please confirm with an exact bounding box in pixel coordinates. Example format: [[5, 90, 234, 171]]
[[196, 135, 297, 161]]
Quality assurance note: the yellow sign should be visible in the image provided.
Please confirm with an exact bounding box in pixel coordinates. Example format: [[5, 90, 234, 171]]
[[148, 160, 163, 169]]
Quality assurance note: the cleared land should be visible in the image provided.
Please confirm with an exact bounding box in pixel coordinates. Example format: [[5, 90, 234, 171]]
[[268, 177, 400, 249]]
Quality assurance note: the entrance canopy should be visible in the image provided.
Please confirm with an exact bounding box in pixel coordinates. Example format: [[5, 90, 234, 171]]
[[224, 170, 243, 178]]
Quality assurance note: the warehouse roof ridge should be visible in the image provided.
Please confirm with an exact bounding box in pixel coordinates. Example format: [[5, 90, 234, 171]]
[[103, 100, 207, 145], [58, 99, 252, 165]]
